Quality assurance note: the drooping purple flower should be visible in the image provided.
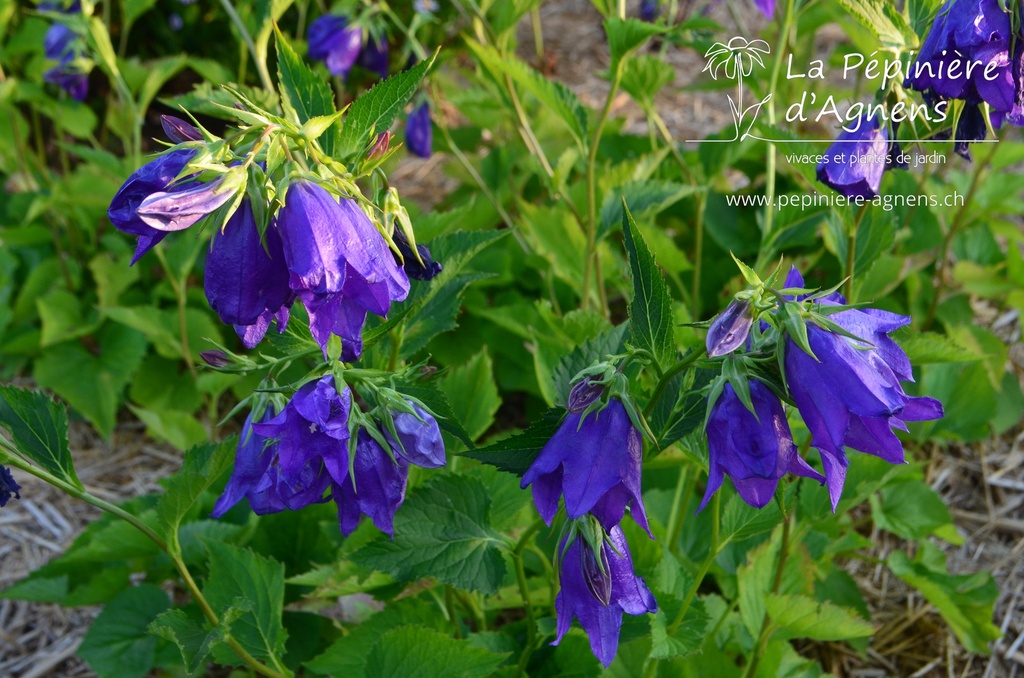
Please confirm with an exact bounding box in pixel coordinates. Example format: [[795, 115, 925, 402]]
[[554, 525, 657, 667], [161, 115, 202, 143], [639, 0, 660, 22], [815, 114, 890, 199], [521, 399, 650, 535], [204, 198, 293, 348], [782, 268, 944, 509], [358, 35, 389, 80], [706, 299, 753, 358], [700, 381, 825, 511], [42, 5, 88, 100], [307, 14, 363, 79], [332, 429, 409, 536], [277, 181, 410, 359], [0, 465, 21, 508], [108, 149, 196, 264], [136, 174, 235, 231], [392, 229, 442, 281], [905, 0, 1023, 127], [405, 102, 432, 159], [211, 403, 333, 517], [384, 401, 446, 468], [754, 0, 775, 18]]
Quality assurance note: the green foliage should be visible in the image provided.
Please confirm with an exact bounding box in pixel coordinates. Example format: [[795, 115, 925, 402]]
[[354, 474, 509, 593], [79, 585, 172, 678], [0, 385, 79, 488], [622, 203, 676, 371]]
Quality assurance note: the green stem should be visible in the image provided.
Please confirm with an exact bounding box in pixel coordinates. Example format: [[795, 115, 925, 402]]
[[743, 510, 792, 678], [217, 0, 275, 92], [584, 64, 623, 315], [844, 202, 868, 302], [644, 491, 720, 678], [1, 450, 288, 678], [530, 5, 544, 63], [643, 348, 707, 417], [663, 465, 691, 554], [760, 0, 796, 245], [153, 246, 197, 378], [512, 520, 544, 678], [445, 586, 464, 639], [923, 138, 998, 330]]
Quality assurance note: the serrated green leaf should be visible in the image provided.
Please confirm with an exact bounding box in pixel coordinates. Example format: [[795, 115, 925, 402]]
[[156, 439, 236, 544], [621, 55, 676, 107], [439, 348, 501, 443], [898, 331, 982, 364], [870, 480, 952, 540], [275, 26, 337, 153], [32, 322, 147, 439], [150, 608, 225, 675], [0, 385, 79, 488], [202, 542, 288, 665], [605, 17, 665, 70], [79, 584, 171, 678], [598, 181, 695, 241], [720, 492, 782, 545], [649, 550, 709, 660], [888, 547, 1001, 653], [353, 475, 508, 593], [337, 56, 435, 157], [766, 593, 874, 641], [305, 598, 448, 676], [621, 203, 675, 370], [836, 0, 916, 48], [466, 39, 588, 152], [365, 626, 508, 678], [463, 409, 564, 476]]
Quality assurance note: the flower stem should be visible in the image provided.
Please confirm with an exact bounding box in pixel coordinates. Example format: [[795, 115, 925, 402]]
[[583, 63, 623, 315], [844, 202, 869, 302], [760, 0, 796, 245], [512, 520, 544, 678], [742, 496, 793, 678], [217, 0, 275, 93], [0, 448, 289, 678]]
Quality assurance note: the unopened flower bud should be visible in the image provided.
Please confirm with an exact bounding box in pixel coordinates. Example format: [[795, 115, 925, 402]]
[[368, 131, 391, 160], [706, 299, 753, 358], [200, 350, 231, 368], [580, 537, 612, 606], [161, 115, 202, 143], [567, 377, 604, 413]]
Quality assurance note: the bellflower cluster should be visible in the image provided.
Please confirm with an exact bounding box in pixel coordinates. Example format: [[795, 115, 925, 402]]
[[816, 114, 903, 198], [781, 268, 944, 509], [0, 465, 21, 508], [108, 112, 433, 361], [42, 2, 89, 101], [522, 371, 657, 665], [213, 376, 445, 536], [307, 15, 389, 80], [701, 266, 944, 512], [905, 0, 1024, 145]]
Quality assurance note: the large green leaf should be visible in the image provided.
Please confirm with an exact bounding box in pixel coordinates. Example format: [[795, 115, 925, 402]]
[[465, 40, 588, 151], [203, 542, 288, 666], [439, 348, 502, 443], [649, 550, 709, 660], [156, 439, 236, 546], [275, 26, 338, 154], [364, 626, 508, 678], [621, 203, 675, 371], [79, 584, 171, 678], [0, 385, 78, 488], [888, 545, 1001, 653], [33, 322, 146, 439], [463, 409, 564, 476], [765, 593, 875, 641], [354, 474, 508, 593], [337, 56, 435, 157]]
